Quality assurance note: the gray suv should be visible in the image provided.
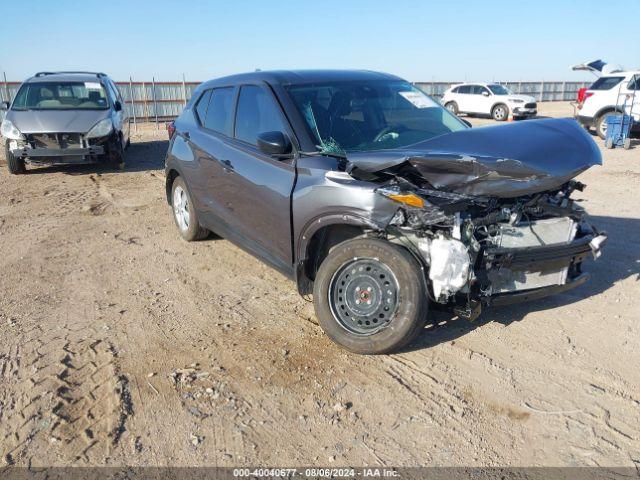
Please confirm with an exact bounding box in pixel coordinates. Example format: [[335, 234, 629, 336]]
[[165, 70, 607, 354], [0, 71, 130, 174]]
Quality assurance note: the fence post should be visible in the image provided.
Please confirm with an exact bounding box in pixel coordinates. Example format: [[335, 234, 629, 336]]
[[182, 73, 187, 106], [2, 72, 9, 103], [539, 80, 544, 102], [129, 77, 137, 133], [152, 77, 159, 129], [141, 81, 148, 123]]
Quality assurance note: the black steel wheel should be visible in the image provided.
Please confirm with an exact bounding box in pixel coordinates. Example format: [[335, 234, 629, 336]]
[[329, 258, 399, 335], [313, 237, 428, 354]]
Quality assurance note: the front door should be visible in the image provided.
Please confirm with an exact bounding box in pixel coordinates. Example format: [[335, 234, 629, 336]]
[[212, 83, 297, 272]]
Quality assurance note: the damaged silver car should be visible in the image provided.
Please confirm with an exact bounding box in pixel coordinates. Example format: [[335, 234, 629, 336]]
[[0, 71, 130, 174], [165, 70, 607, 354]]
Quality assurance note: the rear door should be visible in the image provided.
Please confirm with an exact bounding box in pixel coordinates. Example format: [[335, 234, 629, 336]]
[[184, 86, 239, 228], [467, 85, 491, 113], [217, 83, 297, 271], [455, 85, 472, 112]]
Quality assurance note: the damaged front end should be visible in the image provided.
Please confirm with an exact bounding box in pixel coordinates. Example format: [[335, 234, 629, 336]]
[[347, 119, 607, 319]]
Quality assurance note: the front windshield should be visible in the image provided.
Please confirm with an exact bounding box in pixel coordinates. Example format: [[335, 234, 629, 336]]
[[487, 84, 512, 95], [12, 81, 109, 110], [287, 80, 466, 154]]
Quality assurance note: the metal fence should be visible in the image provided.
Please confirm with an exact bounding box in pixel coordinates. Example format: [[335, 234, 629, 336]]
[[1, 75, 590, 125]]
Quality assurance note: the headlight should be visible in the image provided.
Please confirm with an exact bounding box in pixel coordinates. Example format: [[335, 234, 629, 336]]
[[377, 187, 425, 208], [86, 118, 113, 139], [0, 119, 25, 140]]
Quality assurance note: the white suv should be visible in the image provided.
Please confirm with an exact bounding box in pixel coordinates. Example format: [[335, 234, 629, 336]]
[[441, 83, 537, 121], [575, 71, 640, 139]]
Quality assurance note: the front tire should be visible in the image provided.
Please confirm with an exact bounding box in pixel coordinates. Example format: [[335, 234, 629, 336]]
[[313, 237, 428, 354], [5, 143, 26, 174], [491, 104, 509, 121], [171, 176, 209, 241]]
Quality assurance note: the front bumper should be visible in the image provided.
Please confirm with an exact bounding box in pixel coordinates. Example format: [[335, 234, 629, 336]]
[[479, 232, 607, 305], [10, 145, 104, 159], [512, 107, 537, 117]]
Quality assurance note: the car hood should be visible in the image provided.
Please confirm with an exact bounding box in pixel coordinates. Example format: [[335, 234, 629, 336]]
[[506, 94, 537, 103], [345, 118, 602, 198], [7, 109, 110, 134]]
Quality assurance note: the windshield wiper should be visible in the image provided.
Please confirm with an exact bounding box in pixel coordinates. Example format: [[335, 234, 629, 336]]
[[298, 150, 348, 161]]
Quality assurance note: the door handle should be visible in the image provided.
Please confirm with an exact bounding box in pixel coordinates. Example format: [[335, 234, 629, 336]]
[[220, 159, 234, 171]]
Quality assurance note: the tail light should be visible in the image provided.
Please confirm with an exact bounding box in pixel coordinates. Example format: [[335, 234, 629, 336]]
[[576, 89, 594, 110], [577, 87, 587, 103], [167, 121, 176, 139]]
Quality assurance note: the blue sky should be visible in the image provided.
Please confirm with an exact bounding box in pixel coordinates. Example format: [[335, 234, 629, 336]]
[[1, 0, 638, 82]]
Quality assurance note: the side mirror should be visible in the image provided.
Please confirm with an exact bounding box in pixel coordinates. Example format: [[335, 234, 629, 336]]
[[257, 131, 291, 156], [114, 101, 122, 112], [0, 101, 9, 110], [481, 91, 490, 97]]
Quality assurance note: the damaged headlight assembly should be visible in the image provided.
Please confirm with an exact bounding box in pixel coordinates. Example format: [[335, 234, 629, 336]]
[[0, 119, 25, 140], [86, 118, 113, 139]]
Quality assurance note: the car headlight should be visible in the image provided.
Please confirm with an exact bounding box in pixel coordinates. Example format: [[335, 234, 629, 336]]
[[86, 118, 113, 139], [0, 119, 25, 140]]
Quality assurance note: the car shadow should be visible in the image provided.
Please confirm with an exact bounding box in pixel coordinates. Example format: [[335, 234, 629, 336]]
[[401, 214, 640, 353], [23, 139, 169, 175]]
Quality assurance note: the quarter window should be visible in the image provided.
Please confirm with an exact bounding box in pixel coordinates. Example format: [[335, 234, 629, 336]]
[[234, 85, 287, 146], [589, 76, 624, 91], [203, 87, 235, 135], [195, 90, 212, 125], [628, 75, 640, 91]]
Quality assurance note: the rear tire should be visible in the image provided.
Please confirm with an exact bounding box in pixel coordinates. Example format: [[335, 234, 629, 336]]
[[444, 102, 458, 115], [171, 176, 209, 241], [313, 237, 428, 354], [491, 104, 509, 121], [5, 143, 26, 174], [595, 112, 616, 140]]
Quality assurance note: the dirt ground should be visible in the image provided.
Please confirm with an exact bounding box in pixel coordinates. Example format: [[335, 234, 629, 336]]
[[0, 102, 638, 468]]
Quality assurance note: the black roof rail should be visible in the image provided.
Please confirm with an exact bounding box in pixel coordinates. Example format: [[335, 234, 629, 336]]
[[34, 71, 106, 78]]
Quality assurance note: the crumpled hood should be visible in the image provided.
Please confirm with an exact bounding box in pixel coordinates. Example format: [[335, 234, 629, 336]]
[[7, 109, 110, 134], [346, 118, 602, 197]]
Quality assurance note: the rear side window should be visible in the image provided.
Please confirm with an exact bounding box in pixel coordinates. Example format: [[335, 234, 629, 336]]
[[628, 75, 640, 90], [203, 87, 235, 135], [589, 76, 624, 90], [195, 90, 212, 125], [234, 85, 287, 146], [451, 86, 459, 93], [457, 85, 471, 94]]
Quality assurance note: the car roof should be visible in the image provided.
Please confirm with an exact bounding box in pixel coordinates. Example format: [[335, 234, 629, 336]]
[[200, 69, 403, 88], [25, 72, 109, 84]]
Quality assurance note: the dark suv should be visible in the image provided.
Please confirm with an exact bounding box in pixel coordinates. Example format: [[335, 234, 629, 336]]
[[0, 71, 130, 174], [165, 70, 607, 354]]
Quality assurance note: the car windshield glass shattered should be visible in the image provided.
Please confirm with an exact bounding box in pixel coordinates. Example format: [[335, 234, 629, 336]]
[[487, 84, 512, 95], [287, 80, 465, 154], [11, 82, 109, 110]]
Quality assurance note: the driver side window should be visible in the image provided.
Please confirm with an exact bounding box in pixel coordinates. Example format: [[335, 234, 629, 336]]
[[234, 85, 288, 146]]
